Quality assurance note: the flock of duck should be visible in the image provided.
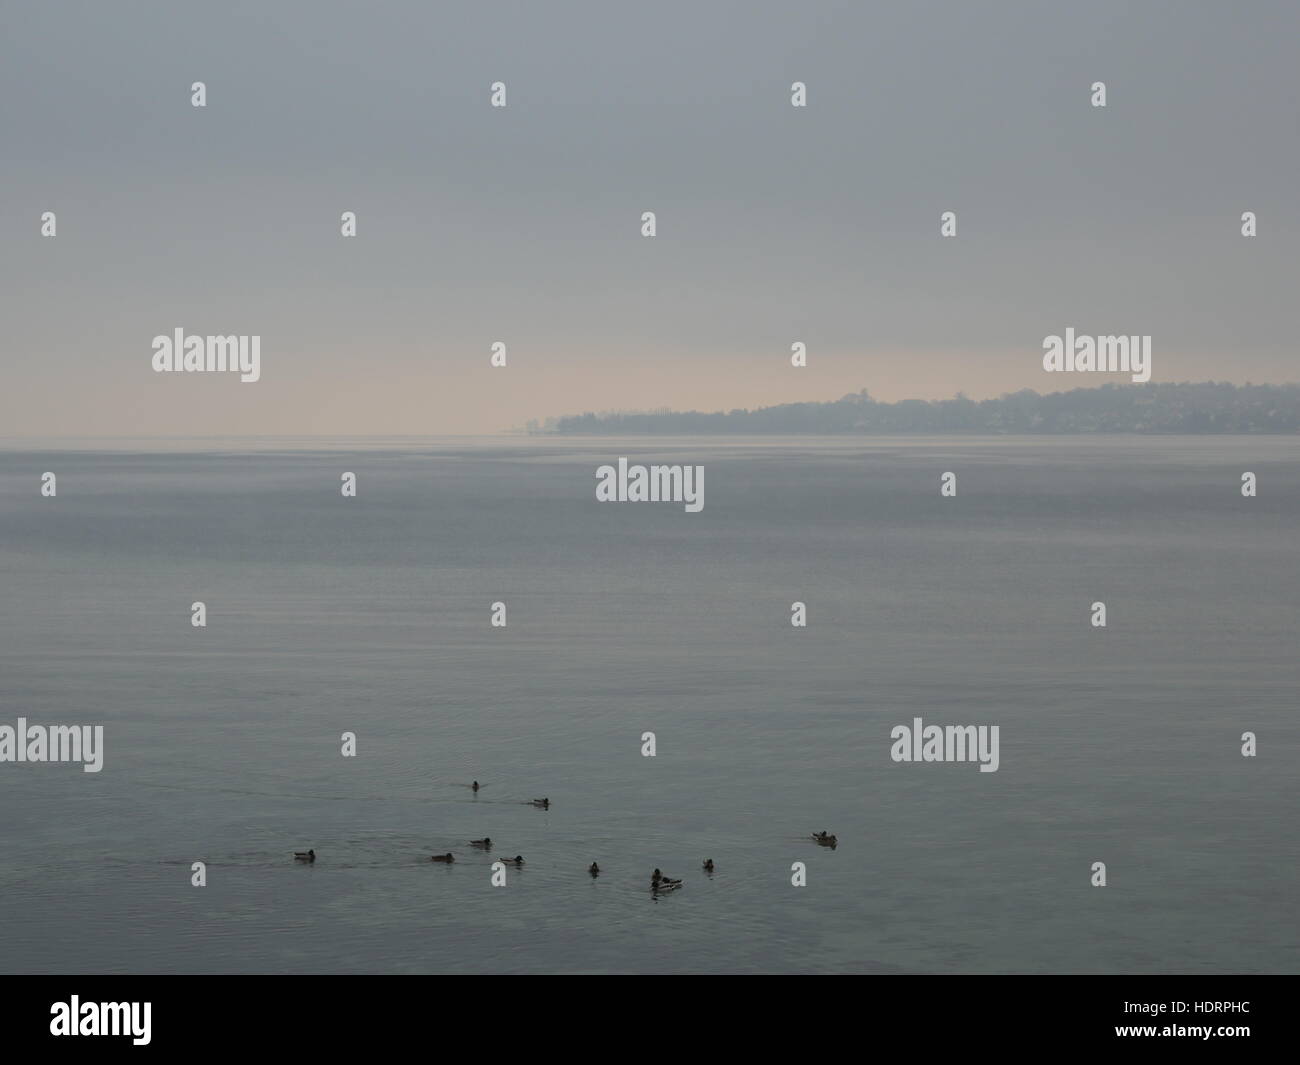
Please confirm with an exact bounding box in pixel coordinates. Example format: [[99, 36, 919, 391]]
[[292, 784, 838, 894]]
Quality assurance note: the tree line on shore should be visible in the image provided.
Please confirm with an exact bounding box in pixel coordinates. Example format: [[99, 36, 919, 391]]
[[538, 382, 1300, 434]]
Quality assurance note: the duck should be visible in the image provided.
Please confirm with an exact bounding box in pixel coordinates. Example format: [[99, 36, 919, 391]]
[[589, 862, 600, 876], [651, 878, 681, 894], [702, 858, 714, 872], [811, 831, 838, 847], [293, 849, 315, 862], [430, 852, 455, 863], [500, 855, 525, 866], [469, 838, 492, 849], [650, 868, 682, 888], [531, 797, 550, 808], [471, 780, 480, 793]]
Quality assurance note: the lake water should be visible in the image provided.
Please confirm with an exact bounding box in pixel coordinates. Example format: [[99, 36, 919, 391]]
[[1, 436, 1296, 973]]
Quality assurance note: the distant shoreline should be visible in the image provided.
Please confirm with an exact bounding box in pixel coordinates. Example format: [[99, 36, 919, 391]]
[[537, 382, 1300, 436]]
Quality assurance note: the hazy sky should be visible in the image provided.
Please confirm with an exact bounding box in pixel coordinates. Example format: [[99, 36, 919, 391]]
[[2, 0, 1297, 435]]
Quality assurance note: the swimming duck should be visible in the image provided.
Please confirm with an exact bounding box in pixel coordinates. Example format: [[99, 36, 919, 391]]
[[650, 868, 681, 888], [501, 855, 525, 866], [470, 838, 492, 849], [430, 853, 455, 863], [471, 780, 480, 792], [811, 831, 838, 847], [294, 849, 315, 862], [702, 858, 714, 872], [589, 862, 600, 876], [531, 797, 550, 808]]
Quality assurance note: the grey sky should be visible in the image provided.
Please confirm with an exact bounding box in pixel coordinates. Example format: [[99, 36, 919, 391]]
[[2, 0, 1297, 434]]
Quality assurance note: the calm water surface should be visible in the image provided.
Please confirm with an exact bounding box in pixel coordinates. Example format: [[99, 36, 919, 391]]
[[0, 436, 1296, 973]]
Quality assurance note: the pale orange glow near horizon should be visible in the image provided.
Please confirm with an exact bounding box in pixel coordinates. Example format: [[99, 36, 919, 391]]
[[6, 344, 1292, 438]]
